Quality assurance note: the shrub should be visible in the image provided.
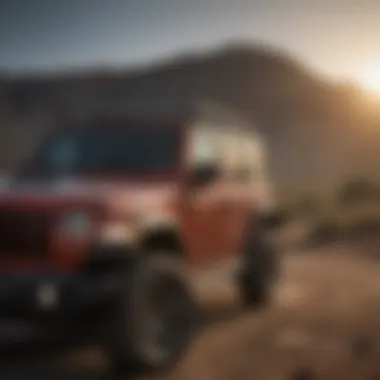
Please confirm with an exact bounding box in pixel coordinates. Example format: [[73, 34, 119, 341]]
[[338, 179, 380, 208], [308, 219, 341, 246], [346, 216, 380, 237]]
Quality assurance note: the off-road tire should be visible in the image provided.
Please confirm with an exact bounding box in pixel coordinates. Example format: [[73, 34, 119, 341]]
[[237, 218, 279, 309], [101, 254, 198, 374]]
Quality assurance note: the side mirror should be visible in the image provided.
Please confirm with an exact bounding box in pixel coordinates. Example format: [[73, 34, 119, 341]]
[[188, 164, 219, 188]]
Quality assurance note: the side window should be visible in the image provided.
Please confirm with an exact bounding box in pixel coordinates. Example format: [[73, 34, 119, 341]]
[[187, 127, 218, 167], [186, 125, 222, 187], [231, 130, 265, 184]]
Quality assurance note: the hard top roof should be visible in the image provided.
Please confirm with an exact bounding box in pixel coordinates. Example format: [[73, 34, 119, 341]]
[[58, 99, 252, 131]]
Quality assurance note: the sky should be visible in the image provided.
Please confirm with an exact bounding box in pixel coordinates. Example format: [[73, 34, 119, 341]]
[[1, 0, 380, 80]]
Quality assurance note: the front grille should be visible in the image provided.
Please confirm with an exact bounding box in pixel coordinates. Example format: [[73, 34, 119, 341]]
[[0, 209, 53, 258]]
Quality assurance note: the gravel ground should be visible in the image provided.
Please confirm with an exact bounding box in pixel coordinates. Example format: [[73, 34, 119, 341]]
[[1, 247, 380, 380]]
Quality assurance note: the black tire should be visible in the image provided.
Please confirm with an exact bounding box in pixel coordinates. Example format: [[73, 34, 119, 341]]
[[237, 218, 279, 309], [101, 254, 198, 374]]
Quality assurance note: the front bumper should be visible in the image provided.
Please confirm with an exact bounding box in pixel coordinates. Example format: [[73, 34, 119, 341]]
[[0, 271, 119, 322]]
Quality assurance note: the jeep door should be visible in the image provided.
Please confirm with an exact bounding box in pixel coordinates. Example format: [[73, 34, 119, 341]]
[[181, 123, 232, 267], [222, 127, 270, 257]]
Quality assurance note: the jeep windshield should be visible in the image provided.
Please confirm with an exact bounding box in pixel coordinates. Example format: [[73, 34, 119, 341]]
[[19, 127, 180, 178]]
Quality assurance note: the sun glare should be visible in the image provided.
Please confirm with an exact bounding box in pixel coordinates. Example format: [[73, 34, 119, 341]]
[[359, 65, 380, 94]]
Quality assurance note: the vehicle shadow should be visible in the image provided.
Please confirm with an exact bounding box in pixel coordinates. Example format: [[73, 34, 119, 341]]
[[0, 322, 123, 380], [0, 342, 105, 380], [0, 305, 243, 380]]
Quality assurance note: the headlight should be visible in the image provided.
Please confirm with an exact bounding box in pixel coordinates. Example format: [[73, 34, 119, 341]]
[[60, 212, 93, 239], [100, 222, 138, 245]]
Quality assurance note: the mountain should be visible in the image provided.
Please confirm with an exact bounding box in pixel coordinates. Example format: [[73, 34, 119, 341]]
[[0, 44, 379, 200]]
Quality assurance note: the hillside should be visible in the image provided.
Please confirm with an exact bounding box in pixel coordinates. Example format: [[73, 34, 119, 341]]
[[0, 45, 379, 199]]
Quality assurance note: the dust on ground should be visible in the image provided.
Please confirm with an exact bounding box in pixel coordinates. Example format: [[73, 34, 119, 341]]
[[1, 246, 380, 380]]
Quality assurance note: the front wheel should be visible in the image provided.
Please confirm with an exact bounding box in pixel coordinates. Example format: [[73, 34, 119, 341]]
[[101, 254, 199, 374]]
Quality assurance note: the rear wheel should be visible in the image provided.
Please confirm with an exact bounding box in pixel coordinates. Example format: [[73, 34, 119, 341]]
[[237, 219, 279, 309], [102, 254, 198, 374]]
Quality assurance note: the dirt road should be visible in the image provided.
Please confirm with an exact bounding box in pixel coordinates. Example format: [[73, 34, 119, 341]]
[[1, 247, 380, 380]]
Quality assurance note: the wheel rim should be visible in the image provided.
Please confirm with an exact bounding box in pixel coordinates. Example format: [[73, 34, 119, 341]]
[[139, 276, 195, 365]]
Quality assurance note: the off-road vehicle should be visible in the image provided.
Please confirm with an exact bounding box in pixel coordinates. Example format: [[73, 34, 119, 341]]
[[0, 105, 279, 372]]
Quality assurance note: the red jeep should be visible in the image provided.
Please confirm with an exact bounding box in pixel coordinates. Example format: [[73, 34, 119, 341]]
[[0, 109, 279, 372]]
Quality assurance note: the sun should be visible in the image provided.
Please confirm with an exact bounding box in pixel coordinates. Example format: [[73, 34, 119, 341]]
[[358, 65, 380, 93]]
